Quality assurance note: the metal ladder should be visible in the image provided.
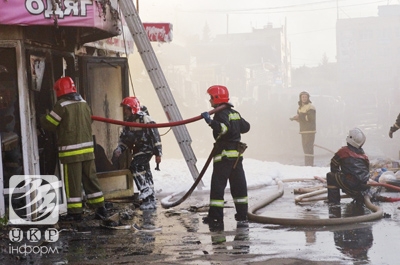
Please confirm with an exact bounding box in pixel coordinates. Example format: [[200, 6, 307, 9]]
[[118, 0, 204, 188]]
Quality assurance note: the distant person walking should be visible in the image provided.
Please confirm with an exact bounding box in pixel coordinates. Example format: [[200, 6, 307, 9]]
[[200, 85, 250, 231], [290, 91, 316, 166]]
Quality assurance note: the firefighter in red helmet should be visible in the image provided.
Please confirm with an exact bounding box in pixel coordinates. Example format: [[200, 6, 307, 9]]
[[53, 76, 77, 98], [121, 97, 141, 114], [206, 85, 229, 105], [200, 85, 250, 231], [40, 76, 107, 221], [113, 96, 162, 210]]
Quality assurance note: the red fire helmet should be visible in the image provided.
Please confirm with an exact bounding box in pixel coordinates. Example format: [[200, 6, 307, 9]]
[[207, 85, 229, 104], [120, 96, 141, 114], [53, 77, 77, 98]]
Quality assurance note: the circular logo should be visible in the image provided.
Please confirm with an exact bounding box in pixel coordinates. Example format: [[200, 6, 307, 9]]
[[10, 175, 58, 223]]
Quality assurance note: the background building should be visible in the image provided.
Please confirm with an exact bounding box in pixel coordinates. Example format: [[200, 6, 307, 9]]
[[336, 4, 400, 158]]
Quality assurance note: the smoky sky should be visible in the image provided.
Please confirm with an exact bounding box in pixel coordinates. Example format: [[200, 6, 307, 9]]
[[126, 0, 399, 165]]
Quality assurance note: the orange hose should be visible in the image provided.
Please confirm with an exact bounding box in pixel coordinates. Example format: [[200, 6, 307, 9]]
[[368, 182, 400, 192]]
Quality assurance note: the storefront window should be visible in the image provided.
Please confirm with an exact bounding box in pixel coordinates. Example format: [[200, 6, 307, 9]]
[[0, 47, 23, 187]]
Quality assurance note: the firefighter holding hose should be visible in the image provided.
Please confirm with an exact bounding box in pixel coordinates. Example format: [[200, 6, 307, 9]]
[[112, 97, 162, 210], [200, 85, 250, 231]]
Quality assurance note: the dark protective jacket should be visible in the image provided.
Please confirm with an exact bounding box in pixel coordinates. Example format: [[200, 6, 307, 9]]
[[118, 111, 162, 157], [209, 104, 250, 160], [297, 103, 316, 134], [40, 93, 95, 164], [330, 144, 370, 183]]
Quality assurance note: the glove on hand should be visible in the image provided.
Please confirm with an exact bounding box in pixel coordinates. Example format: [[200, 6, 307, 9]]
[[389, 130, 393, 139], [113, 146, 122, 158], [201, 112, 212, 124]]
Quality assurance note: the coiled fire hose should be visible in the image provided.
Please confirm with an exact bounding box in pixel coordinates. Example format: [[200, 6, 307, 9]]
[[248, 179, 384, 226]]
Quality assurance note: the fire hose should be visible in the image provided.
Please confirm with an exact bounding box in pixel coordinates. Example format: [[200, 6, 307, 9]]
[[91, 104, 227, 128], [248, 179, 384, 226], [160, 142, 247, 208], [91, 104, 228, 207], [160, 146, 216, 209], [366, 182, 400, 202]]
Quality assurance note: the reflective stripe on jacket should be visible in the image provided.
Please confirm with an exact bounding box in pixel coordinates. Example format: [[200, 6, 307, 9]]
[[40, 95, 95, 163], [209, 104, 250, 162]]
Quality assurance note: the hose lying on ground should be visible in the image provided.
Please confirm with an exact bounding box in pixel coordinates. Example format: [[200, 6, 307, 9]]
[[294, 181, 400, 203], [92, 104, 227, 128], [248, 179, 383, 226], [294, 186, 351, 203], [294, 188, 327, 203]]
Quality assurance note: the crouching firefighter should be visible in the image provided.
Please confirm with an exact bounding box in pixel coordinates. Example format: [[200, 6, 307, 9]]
[[40, 76, 106, 221], [326, 127, 370, 205], [200, 85, 251, 231], [112, 97, 162, 210]]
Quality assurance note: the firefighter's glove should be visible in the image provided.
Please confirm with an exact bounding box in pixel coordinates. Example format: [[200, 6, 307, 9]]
[[389, 130, 393, 138], [201, 112, 212, 125], [113, 146, 123, 158]]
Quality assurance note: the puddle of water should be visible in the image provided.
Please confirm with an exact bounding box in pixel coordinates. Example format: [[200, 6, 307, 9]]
[[1, 181, 399, 265]]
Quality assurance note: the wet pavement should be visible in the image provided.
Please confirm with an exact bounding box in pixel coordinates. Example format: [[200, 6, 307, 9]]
[[1, 180, 399, 265]]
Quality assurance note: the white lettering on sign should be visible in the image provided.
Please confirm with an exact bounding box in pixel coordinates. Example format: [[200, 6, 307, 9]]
[[25, 0, 93, 19]]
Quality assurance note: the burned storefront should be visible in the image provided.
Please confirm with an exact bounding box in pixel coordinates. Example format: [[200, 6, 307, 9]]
[[0, 0, 134, 218]]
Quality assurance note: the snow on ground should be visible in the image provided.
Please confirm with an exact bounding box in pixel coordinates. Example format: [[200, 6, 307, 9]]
[[152, 158, 330, 197]]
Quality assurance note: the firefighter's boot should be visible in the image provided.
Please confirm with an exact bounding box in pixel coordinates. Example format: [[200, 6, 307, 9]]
[[326, 172, 341, 205], [327, 187, 341, 205], [328, 203, 342, 218], [95, 206, 108, 220]]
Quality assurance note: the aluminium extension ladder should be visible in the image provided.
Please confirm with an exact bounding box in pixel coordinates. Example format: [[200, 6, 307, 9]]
[[118, 0, 204, 188]]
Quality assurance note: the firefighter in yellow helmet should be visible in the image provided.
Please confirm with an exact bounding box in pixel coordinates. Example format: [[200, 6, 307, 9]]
[[40, 76, 106, 221]]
